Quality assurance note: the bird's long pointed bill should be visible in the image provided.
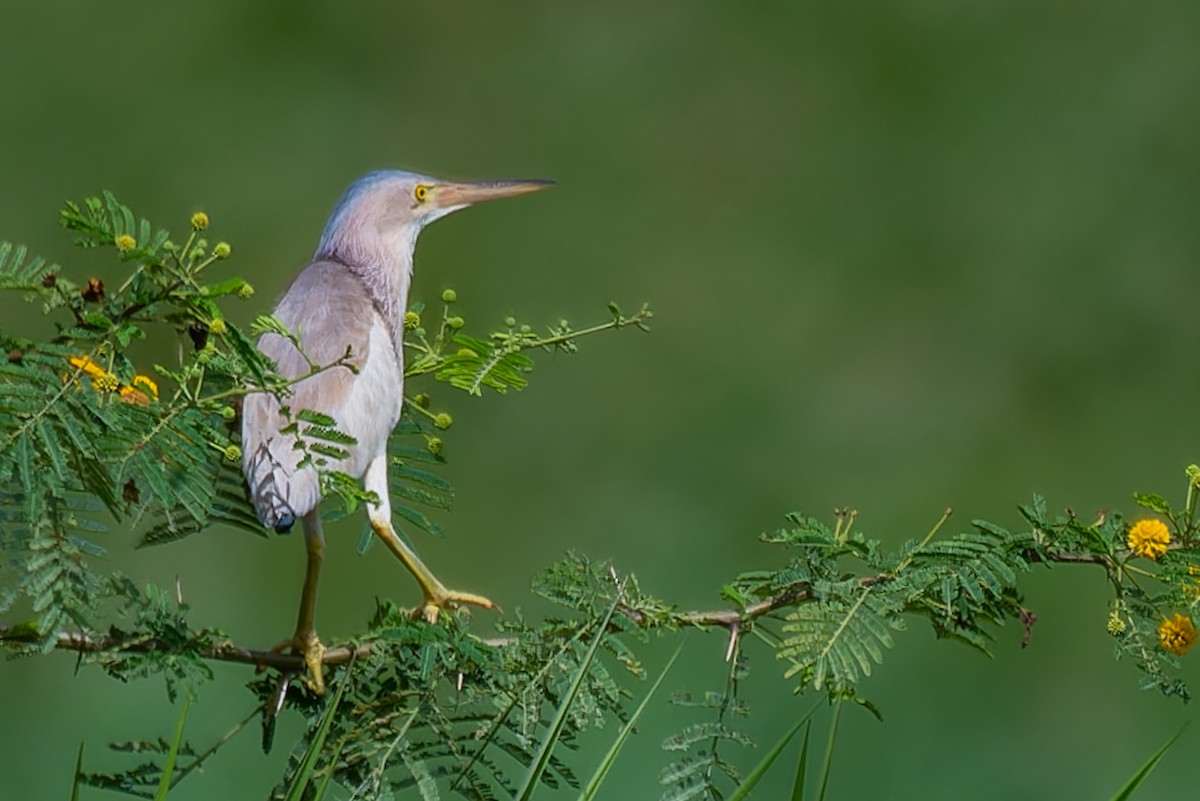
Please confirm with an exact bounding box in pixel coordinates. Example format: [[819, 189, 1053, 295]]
[[432, 178, 555, 208]]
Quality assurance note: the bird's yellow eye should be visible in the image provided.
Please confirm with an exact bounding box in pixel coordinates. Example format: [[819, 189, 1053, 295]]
[[414, 184, 429, 203]]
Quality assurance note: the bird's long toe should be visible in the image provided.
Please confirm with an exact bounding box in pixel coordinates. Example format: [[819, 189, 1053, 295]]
[[414, 588, 497, 624]]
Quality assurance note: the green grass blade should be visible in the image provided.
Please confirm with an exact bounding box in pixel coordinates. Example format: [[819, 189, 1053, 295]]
[[70, 742, 84, 801], [154, 693, 191, 801], [311, 735, 349, 801], [578, 640, 686, 801], [284, 659, 355, 801], [516, 599, 619, 801], [791, 722, 811, 801], [814, 699, 842, 801], [729, 700, 822, 801], [1108, 725, 1187, 801]]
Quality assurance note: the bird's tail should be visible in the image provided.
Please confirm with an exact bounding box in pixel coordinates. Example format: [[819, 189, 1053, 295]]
[[242, 396, 321, 533]]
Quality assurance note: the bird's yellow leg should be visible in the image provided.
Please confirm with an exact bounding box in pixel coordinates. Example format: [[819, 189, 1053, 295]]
[[272, 511, 327, 694], [365, 457, 495, 623]]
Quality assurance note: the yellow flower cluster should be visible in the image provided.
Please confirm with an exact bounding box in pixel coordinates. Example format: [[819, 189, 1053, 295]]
[[69, 356, 159, 405], [1158, 613, 1198, 656], [1127, 518, 1171, 559]]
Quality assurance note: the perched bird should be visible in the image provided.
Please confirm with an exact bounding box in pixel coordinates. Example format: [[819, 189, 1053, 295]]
[[242, 170, 552, 693]]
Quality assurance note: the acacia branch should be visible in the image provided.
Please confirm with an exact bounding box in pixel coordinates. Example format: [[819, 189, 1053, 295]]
[[0, 558, 1056, 671], [0, 590, 817, 671], [0, 548, 1114, 672], [0, 627, 374, 672]]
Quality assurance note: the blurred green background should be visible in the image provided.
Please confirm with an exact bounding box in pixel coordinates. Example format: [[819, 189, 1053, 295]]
[[2, 1, 1199, 798]]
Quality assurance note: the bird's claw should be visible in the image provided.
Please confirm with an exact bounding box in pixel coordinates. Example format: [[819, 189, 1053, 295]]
[[300, 634, 327, 695], [413, 589, 497, 624], [272, 631, 326, 695]]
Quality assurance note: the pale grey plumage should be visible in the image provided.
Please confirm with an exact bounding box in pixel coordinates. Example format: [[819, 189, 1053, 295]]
[[241, 259, 392, 530], [239, 169, 551, 693]]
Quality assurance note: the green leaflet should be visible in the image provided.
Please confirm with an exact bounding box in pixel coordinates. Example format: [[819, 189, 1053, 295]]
[[0, 241, 56, 292], [779, 589, 898, 691], [434, 334, 533, 396]]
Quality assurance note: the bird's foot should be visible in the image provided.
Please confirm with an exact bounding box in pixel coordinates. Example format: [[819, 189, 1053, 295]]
[[272, 630, 327, 695], [413, 587, 497, 624]]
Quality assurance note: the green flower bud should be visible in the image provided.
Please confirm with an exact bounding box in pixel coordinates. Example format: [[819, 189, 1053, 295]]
[[220, 405, 237, 421], [426, 436, 443, 455], [447, 316, 465, 330], [404, 310, 421, 330], [441, 288, 457, 303], [504, 316, 516, 328], [115, 234, 136, 252], [237, 283, 255, 299], [414, 393, 431, 408], [191, 212, 210, 231], [213, 242, 232, 259], [209, 318, 228, 336], [223, 444, 242, 462], [433, 412, 453, 430]]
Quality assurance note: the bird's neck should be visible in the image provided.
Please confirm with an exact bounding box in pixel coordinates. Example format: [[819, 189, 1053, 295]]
[[318, 226, 417, 355]]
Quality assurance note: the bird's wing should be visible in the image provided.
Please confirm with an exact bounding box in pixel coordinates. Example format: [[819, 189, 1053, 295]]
[[242, 260, 388, 530]]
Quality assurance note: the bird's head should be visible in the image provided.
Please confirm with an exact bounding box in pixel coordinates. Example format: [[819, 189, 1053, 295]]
[[315, 170, 554, 267]]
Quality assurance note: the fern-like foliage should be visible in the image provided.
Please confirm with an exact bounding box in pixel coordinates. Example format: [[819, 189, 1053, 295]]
[[0, 194, 268, 645], [76, 556, 650, 801], [900, 525, 1029, 653], [0, 241, 60, 293], [779, 586, 901, 691], [658, 628, 759, 801], [405, 298, 653, 396]]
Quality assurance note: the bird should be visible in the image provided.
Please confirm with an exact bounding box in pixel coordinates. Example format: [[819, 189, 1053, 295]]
[[241, 170, 553, 693]]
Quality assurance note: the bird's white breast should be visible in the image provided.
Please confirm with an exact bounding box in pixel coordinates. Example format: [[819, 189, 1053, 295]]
[[338, 314, 404, 477]]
